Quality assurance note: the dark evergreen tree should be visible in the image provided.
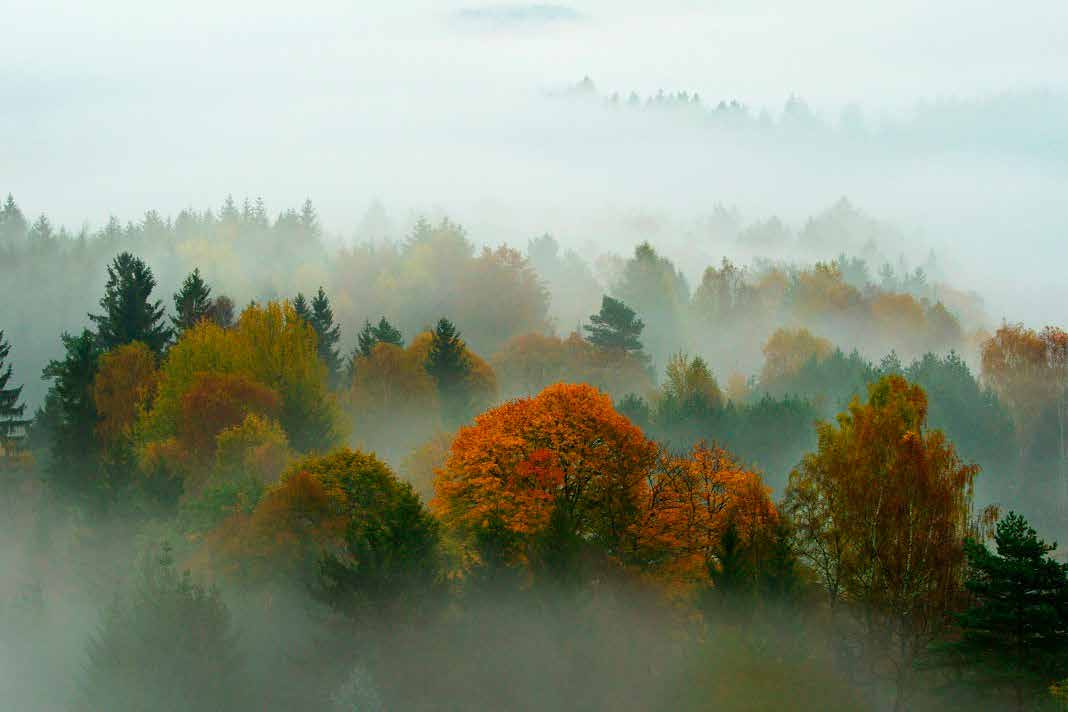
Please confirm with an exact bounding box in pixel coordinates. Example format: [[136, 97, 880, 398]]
[[373, 317, 403, 347], [171, 268, 213, 334], [80, 543, 246, 712], [0, 330, 29, 451], [292, 292, 311, 323], [356, 319, 378, 359], [949, 512, 1068, 708], [310, 286, 342, 388], [425, 318, 472, 426], [0, 194, 28, 246], [89, 252, 172, 355], [583, 295, 647, 358], [349, 317, 405, 383], [41, 330, 101, 502]]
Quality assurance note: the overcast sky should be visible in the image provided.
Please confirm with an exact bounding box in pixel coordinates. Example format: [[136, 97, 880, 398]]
[[3, 1, 1067, 323]]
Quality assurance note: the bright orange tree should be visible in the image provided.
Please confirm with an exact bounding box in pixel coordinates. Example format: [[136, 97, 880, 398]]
[[637, 443, 776, 587], [434, 382, 659, 570]]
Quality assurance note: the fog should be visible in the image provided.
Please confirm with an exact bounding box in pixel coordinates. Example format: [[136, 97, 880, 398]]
[[3, 3, 1068, 711], [5, 1, 1068, 325]]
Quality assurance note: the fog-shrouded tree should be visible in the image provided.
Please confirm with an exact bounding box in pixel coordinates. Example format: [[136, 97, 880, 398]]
[[310, 286, 342, 388], [946, 512, 1068, 710], [171, 267, 213, 334], [41, 329, 102, 502], [583, 295, 647, 359], [89, 252, 172, 355], [425, 318, 472, 426], [80, 543, 246, 712], [293, 292, 311, 323], [0, 193, 28, 246], [209, 294, 236, 329], [0, 330, 29, 454]]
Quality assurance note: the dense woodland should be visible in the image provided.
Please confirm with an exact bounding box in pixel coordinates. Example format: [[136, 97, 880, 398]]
[[1, 193, 1067, 711]]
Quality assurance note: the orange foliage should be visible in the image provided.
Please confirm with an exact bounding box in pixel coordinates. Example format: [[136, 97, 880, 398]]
[[759, 327, 832, 385], [93, 341, 159, 443], [434, 383, 659, 565], [177, 372, 281, 460], [638, 444, 776, 586]]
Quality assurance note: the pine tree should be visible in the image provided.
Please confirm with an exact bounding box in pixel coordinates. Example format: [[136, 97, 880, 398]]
[[0, 194, 28, 246], [583, 295, 647, 358], [0, 330, 29, 452], [310, 287, 342, 388], [41, 330, 101, 501], [89, 252, 172, 355], [171, 268, 213, 334], [704, 517, 753, 617], [373, 317, 403, 347], [425, 318, 472, 426], [292, 292, 311, 323], [356, 320, 378, 359], [80, 543, 246, 712], [949, 512, 1068, 708], [299, 198, 321, 240]]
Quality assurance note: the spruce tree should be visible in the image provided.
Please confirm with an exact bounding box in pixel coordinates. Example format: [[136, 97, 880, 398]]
[[373, 317, 403, 347], [310, 286, 342, 388], [89, 252, 172, 355], [293, 292, 311, 323], [0, 330, 29, 452], [583, 295, 647, 359], [81, 543, 246, 712], [41, 330, 101, 502], [704, 517, 753, 617], [171, 268, 213, 334], [349, 317, 404, 382], [0, 194, 28, 246], [425, 318, 471, 426], [949, 512, 1068, 707]]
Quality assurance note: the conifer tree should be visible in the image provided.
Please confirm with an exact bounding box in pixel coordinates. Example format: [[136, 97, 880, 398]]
[[41, 330, 101, 501], [583, 295, 647, 359], [425, 318, 471, 426], [292, 292, 311, 323], [349, 317, 405, 382], [373, 317, 403, 347], [950, 512, 1068, 707], [310, 286, 342, 387], [0, 330, 29, 451], [171, 268, 213, 334], [89, 252, 172, 355], [0, 194, 28, 246]]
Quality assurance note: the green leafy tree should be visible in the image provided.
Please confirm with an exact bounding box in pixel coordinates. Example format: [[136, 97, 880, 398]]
[[89, 252, 172, 355], [41, 330, 101, 501], [0, 330, 29, 452], [310, 286, 342, 388], [583, 295, 647, 359], [80, 543, 246, 712], [949, 512, 1068, 709], [425, 318, 472, 426], [171, 268, 213, 334]]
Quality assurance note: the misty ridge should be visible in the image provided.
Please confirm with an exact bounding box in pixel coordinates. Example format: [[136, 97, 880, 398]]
[[0, 183, 1066, 712], [3, 2, 1068, 710]]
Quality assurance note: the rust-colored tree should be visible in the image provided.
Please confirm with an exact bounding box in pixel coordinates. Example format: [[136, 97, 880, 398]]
[[92, 341, 159, 445], [784, 374, 979, 709]]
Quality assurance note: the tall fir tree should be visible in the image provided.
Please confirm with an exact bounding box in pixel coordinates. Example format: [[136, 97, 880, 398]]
[[41, 330, 101, 502], [292, 292, 311, 323], [425, 318, 472, 426], [0, 194, 28, 246], [171, 268, 213, 334], [948, 512, 1068, 708], [373, 317, 403, 347], [583, 295, 647, 359], [310, 286, 342, 388], [0, 330, 29, 451], [89, 252, 172, 355]]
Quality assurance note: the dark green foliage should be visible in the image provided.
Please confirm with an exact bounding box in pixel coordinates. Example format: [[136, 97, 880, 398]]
[[89, 252, 172, 355], [583, 295, 646, 357], [0, 193, 28, 246], [80, 544, 246, 712], [531, 499, 584, 590], [349, 317, 405, 383], [705, 518, 753, 615], [425, 318, 472, 426], [0, 330, 29, 448], [611, 242, 688, 364], [172, 267, 213, 334], [946, 512, 1068, 704], [41, 330, 101, 502], [759, 347, 877, 415], [314, 460, 441, 622], [758, 519, 801, 601], [309, 287, 342, 388], [616, 393, 652, 432], [292, 292, 311, 322]]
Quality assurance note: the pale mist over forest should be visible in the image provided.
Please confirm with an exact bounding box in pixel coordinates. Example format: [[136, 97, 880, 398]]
[[2, 2, 1068, 711]]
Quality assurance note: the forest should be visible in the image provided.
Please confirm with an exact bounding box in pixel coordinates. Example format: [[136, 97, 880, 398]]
[[1, 192, 1067, 712]]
